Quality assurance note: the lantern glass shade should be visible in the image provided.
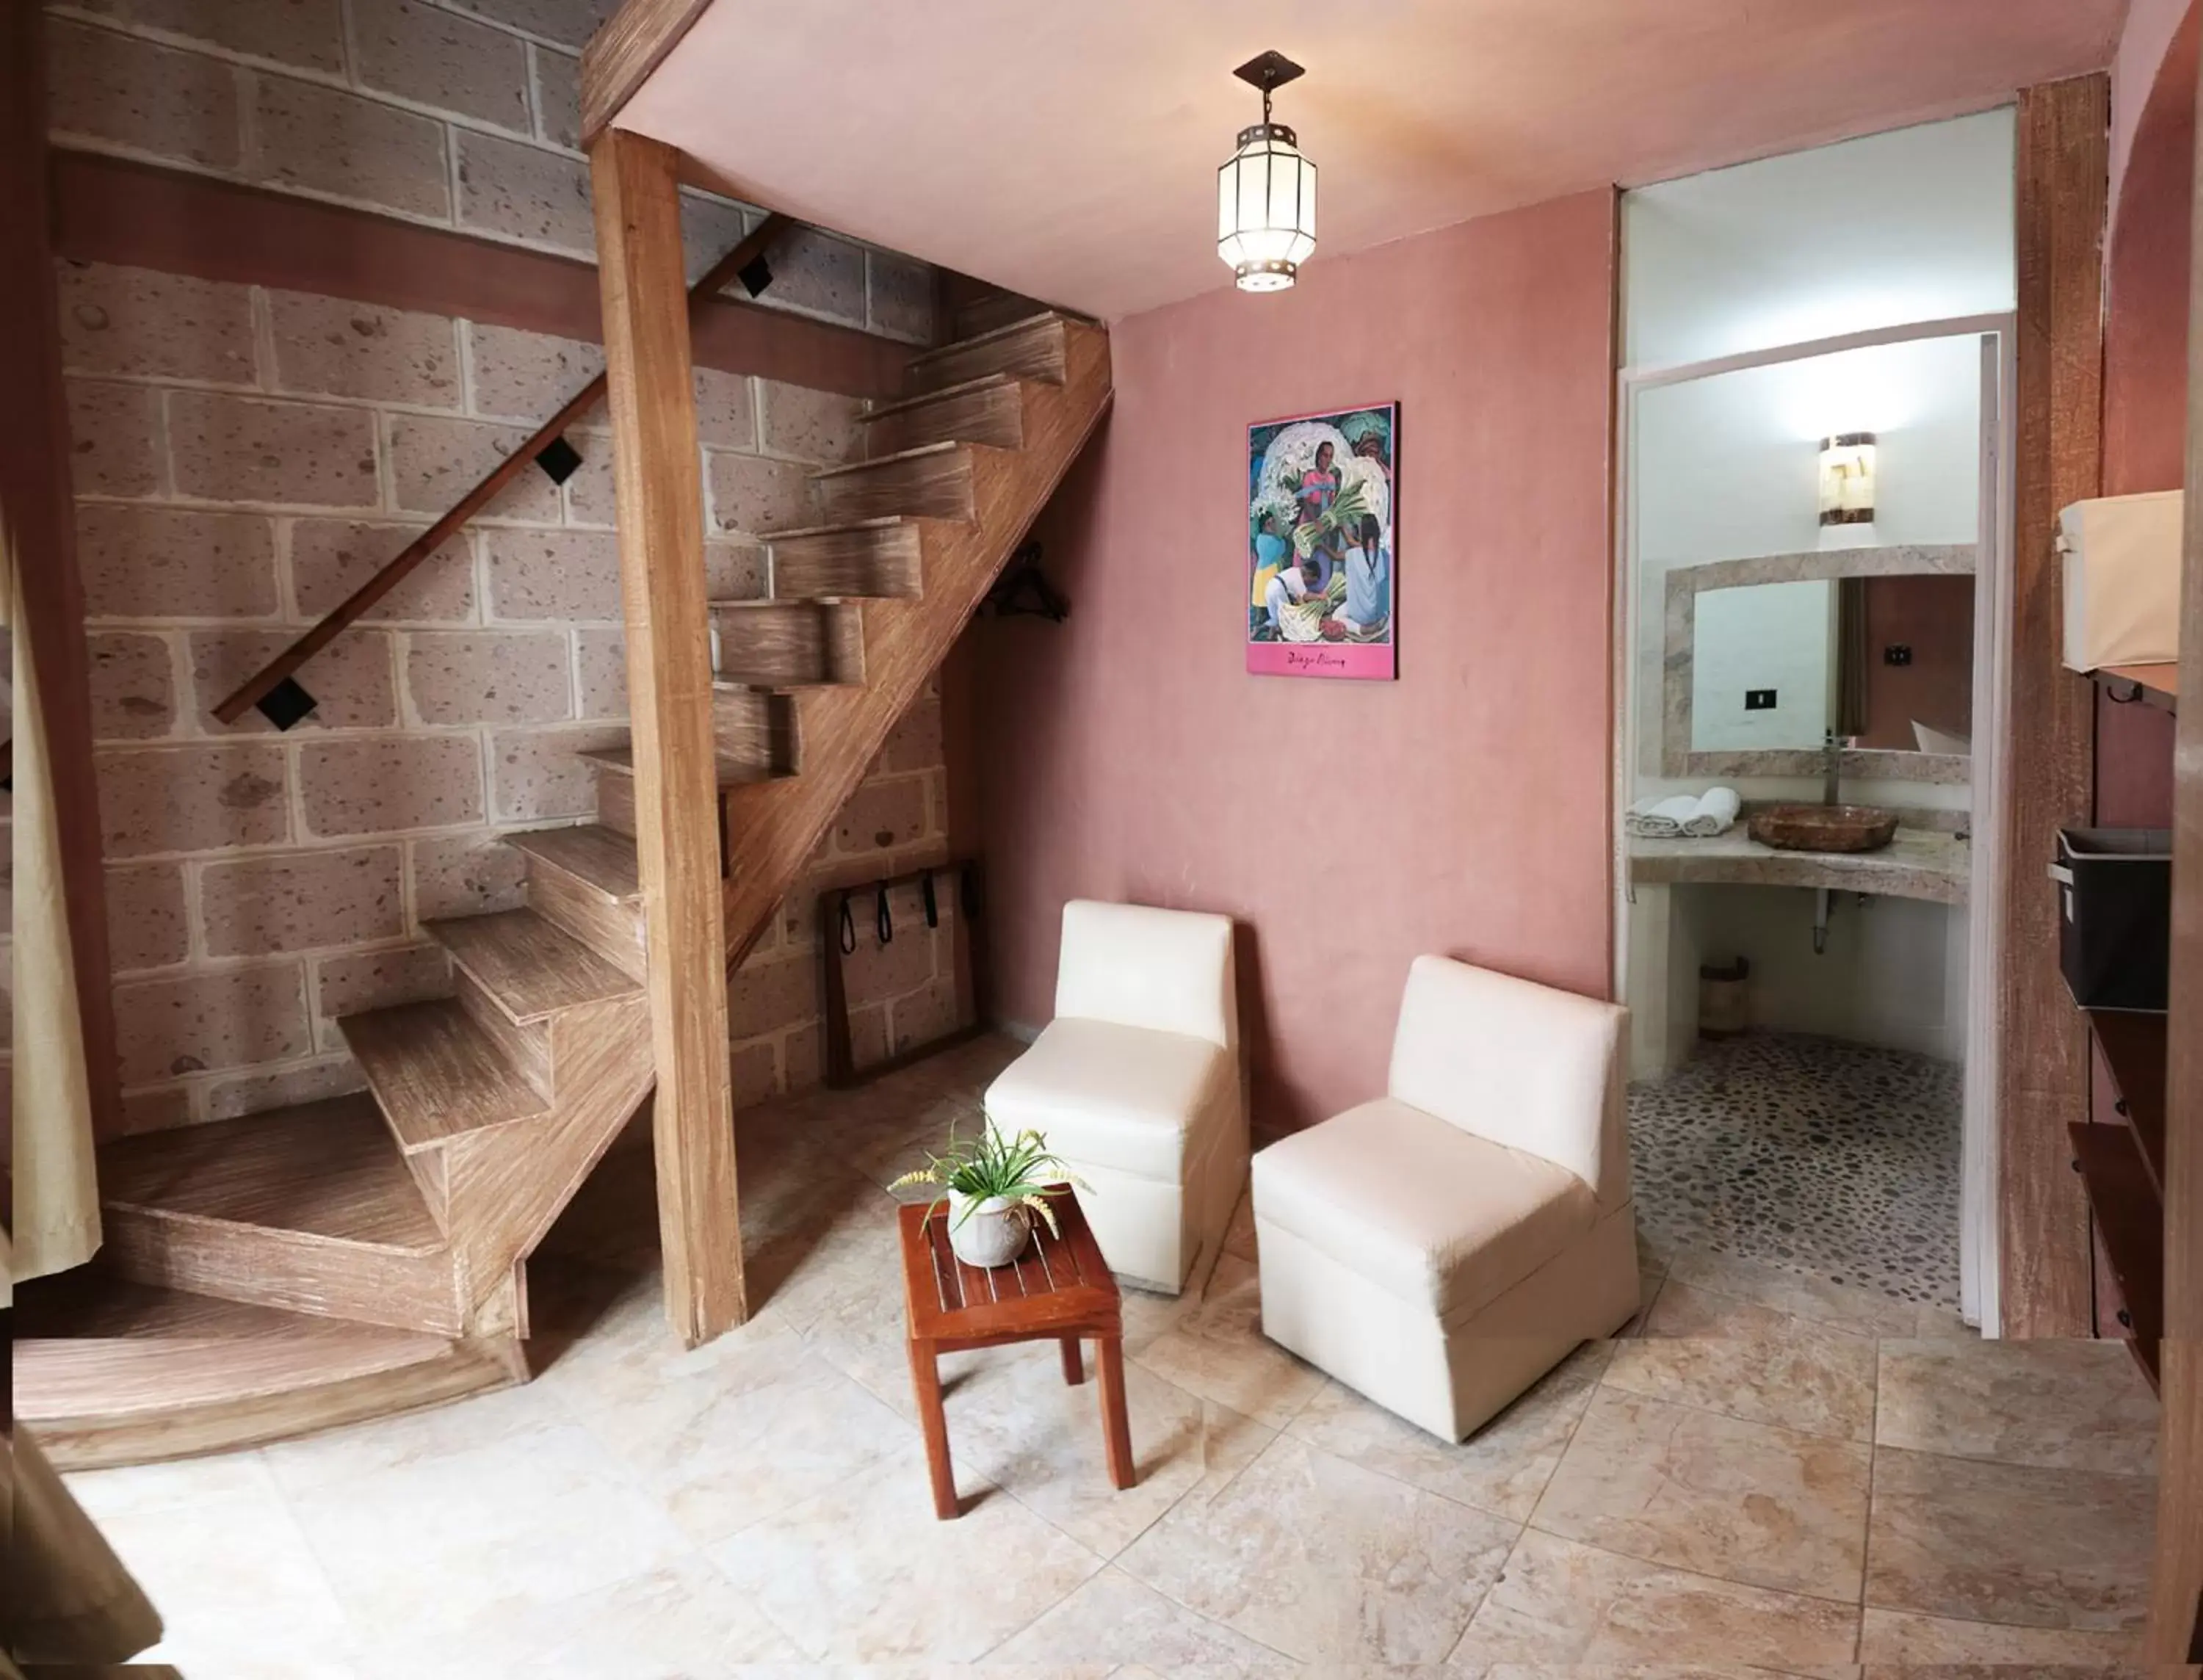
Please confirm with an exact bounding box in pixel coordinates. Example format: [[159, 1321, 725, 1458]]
[[1818, 432, 1877, 525], [1218, 123, 1317, 292]]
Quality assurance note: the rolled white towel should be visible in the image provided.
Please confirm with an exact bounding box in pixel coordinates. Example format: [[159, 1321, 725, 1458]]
[[1625, 794, 1702, 839], [1682, 786, 1742, 837]]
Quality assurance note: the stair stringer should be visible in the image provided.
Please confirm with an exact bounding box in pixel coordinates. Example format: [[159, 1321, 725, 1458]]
[[719, 319, 1113, 960], [438, 991, 656, 1325]]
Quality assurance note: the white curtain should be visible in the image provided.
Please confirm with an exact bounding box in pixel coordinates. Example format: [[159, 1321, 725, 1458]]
[[5, 511, 102, 1287]]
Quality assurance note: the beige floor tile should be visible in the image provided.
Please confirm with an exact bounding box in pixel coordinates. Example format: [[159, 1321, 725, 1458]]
[[1857, 1606, 2145, 1668], [63, 1441, 283, 1524], [259, 1367, 574, 1495], [988, 1563, 1301, 1673], [1602, 1328, 1878, 1441], [1531, 1388, 1872, 1601], [1617, 1263, 1669, 1336], [1129, 1251, 1328, 1427], [1453, 1527, 1860, 1669], [1658, 1250, 1918, 1337], [703, 1452, 1105, 1660], [750, 1190, 908, 1336], [1287, 1341, 1610, 1521], [1863, 1447, 2155, 1632], [378, 1554, 801, 1676], [944, 1340, 1275, 1557], [566, 1319, 922, 1545], [1873, 1339, 2159, 1476], [1116, 1433, 1518, 1665], [283, 1421, 695, 1636], [87, 1475, 362, 1677], [528, 1250, 804, 1405], [1910, 1305, 1980, 1341]]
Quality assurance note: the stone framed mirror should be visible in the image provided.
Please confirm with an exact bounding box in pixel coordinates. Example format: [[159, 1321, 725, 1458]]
[[1661, 543, 1977, 781]]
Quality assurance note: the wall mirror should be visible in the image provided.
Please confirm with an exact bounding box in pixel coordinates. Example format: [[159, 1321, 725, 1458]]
[[1662, 543, 1976, 781]]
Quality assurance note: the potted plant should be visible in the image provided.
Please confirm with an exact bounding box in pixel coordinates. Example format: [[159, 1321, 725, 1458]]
[[890, 1124, 1082, 1268]]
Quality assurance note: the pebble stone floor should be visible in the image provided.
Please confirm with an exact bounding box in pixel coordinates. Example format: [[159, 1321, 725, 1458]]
[[1628, 1032, 1964, 1310], [73, 1035, 2158, 1677]]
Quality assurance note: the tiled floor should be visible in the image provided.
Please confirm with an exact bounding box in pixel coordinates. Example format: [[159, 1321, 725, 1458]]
[[71, 1035, 2159, 1676], [1629, 1032, 1964, 1308]]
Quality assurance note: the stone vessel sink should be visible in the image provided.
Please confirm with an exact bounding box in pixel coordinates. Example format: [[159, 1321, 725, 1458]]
[[1746, 804, 1900, 854]]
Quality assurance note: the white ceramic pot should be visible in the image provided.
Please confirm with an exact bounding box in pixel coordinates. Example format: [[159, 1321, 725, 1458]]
[[946, 1189, 1030, 1268]]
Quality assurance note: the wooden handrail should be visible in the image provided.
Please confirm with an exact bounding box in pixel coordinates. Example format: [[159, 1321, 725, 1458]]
[[211, 211, 796, 725]]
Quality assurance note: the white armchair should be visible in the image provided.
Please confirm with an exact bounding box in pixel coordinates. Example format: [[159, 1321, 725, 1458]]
[[983, 900, 1247, 1293], [1251, 955, 1638, 1441]]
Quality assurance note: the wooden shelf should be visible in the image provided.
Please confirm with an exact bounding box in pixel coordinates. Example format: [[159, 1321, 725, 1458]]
[[2089, 1008, 2168, 1192], [2067, 1121, 2163, 1391], [2088, 661, 2180, 712]]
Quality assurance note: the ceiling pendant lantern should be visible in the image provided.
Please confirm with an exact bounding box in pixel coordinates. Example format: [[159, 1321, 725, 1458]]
[[1218, 50, 1317, 293]]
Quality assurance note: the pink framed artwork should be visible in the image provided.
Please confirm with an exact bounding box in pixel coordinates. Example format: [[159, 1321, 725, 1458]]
[[1247, 402, 1396, 679]]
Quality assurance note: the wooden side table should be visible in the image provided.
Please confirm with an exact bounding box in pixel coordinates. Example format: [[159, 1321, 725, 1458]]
[[896, 1185, 1134, 1520]]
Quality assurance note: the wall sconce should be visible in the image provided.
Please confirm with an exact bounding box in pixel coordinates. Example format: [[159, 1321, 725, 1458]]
[[1218, 51, 1317, 293], [1819, 432, 1878, 528]]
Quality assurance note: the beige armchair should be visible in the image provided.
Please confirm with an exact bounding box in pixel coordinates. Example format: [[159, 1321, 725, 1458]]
[[984, 899, 1246, 1293], [1251, 955, 1638, 1440]]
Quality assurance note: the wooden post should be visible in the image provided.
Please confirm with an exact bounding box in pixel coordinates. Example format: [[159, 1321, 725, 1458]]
[[2146, 40, 2203, 1661], [1999, 75, 2107, 1337], [589, 128, 745, 1345], [1, 5, 123, 1140]]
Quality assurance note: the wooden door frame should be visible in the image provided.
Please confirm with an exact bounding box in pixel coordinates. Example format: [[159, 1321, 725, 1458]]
[[1999, 74, 2109, 1338], [590, 126, 745, 1346], [2146, 31, 2203, 1662], [1611, 310, 2015, 1328]]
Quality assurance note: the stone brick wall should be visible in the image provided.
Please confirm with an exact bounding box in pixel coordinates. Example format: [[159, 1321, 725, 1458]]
[[43, 0, 936, 342], [69, 258, 967, 1131]]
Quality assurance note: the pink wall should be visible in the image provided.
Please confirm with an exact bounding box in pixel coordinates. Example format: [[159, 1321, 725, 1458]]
[[966, 190, 1619, 1133], [2098, 0, 2194, 828]]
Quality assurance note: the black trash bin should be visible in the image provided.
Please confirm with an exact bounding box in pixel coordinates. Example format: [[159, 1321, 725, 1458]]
[[2051, 827, 2172, 1013]]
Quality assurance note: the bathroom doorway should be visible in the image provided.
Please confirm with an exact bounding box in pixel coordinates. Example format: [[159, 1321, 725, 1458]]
[[1612, 114, 2016, 1329]]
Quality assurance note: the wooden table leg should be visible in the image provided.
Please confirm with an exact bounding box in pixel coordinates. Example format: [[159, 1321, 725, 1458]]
[[1060, 1335, 1084, 1386], [907, 1336, 958, 1519], [1096, 1332, 1135, 1490]]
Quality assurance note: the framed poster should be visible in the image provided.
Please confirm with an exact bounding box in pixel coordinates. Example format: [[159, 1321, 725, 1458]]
[[1246, 402, 1396, 679]]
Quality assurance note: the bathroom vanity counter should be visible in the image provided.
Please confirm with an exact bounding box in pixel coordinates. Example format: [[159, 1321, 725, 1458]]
[[1628, 825, 1967, 905]]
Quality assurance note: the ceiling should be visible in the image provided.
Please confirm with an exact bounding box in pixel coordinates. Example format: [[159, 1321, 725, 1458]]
[[618, 0, 2129, 322]]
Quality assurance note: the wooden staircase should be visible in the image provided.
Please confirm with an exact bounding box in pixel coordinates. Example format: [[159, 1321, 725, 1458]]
[[15, 308, 1110, 1468]]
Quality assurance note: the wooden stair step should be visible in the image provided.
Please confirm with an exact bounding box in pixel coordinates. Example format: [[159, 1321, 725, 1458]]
[[709, 682, 803, 770], [579, 745, 788, 787], [761, 517, 925, 599], [953, 288, 1049, 341], [101, 1095, 441, 1248], [861, 372, 1025, 455], [582, 743, 784, 864], [505, 823, 647, 981], [905, 311, 1069, 394], [710, 598, 866, 687], [13, 1275, 516, 1471], [341, 998, 551, 1153], [94, 1095, 462, 1333], [811, 441, 975, 524], [424, 906, 642, 1025], [502, 822, 641, 902]]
